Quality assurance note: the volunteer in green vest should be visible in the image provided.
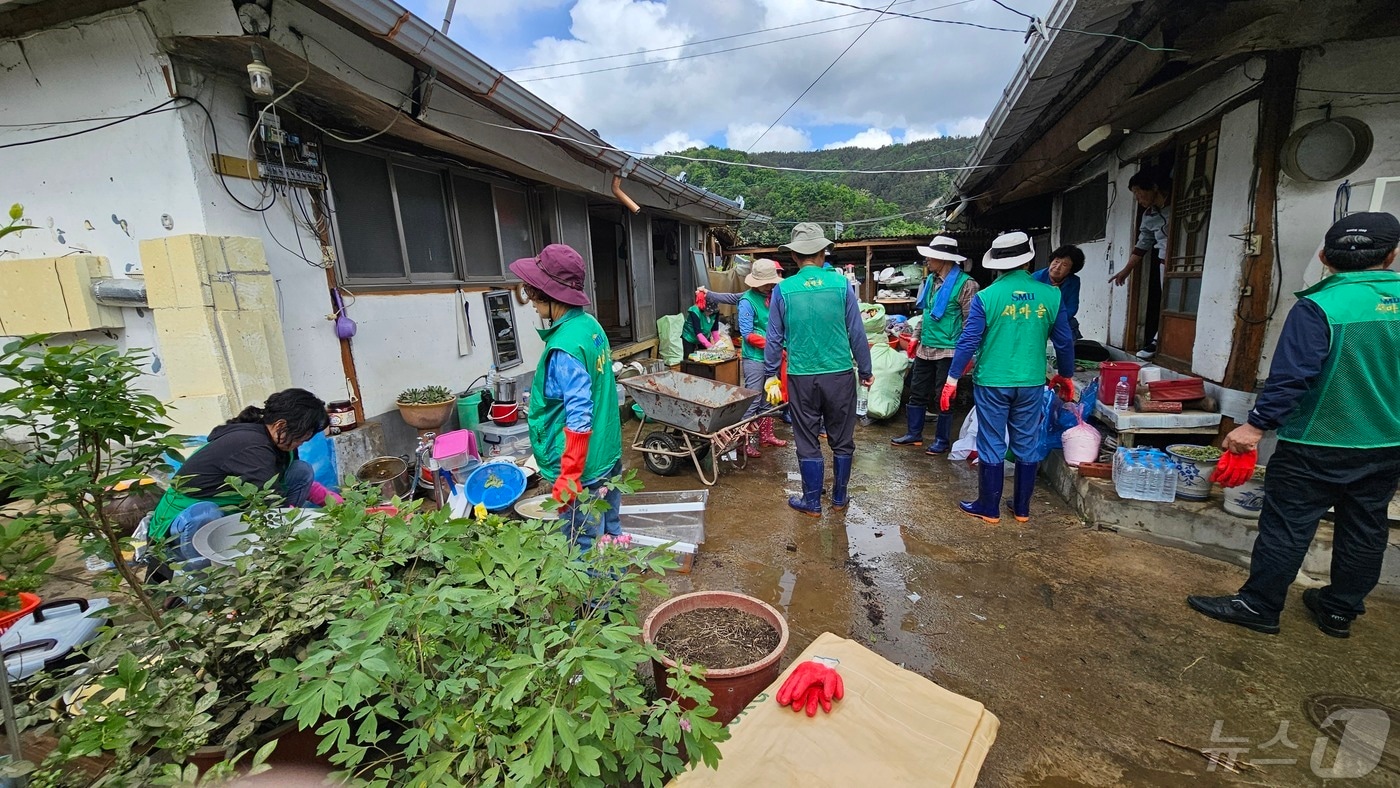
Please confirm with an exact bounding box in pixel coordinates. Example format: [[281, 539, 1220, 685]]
[[1189, 212, 1400, 639], [943, 232, 1076, 524], [512, 244, 624, 553], [763, 223, 874, 516], [681, 295, 721, 360], [701, 259, 788, 457], [148, 388, 335, 566], [891, 235, 979, 454]]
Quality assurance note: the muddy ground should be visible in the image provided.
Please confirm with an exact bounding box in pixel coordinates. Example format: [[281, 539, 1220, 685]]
[[632, 417, 1400, 787]]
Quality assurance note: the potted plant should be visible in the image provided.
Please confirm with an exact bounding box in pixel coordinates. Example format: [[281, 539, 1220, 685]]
[[247, 474, 729, 786], [395, 385, 457, 431], [0, 338, 317, 785], [644, 591, 789, 726], [1166, 444, 1223, 501], [1222, 465, 1267, 519]]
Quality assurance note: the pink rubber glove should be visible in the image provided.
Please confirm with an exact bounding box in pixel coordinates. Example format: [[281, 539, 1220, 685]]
[[308, 481, 342, 507], [697, 331, 713, 349], [710, 329, 722, 346]]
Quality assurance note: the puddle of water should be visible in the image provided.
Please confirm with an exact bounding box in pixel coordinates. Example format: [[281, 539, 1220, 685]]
[[777, 569, 796, 609]]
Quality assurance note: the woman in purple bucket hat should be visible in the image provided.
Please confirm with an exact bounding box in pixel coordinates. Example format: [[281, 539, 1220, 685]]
[[510, 244, 624, 552]]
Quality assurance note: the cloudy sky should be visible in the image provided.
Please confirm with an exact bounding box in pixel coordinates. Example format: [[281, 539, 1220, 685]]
[[397, 0, 1053, 154]]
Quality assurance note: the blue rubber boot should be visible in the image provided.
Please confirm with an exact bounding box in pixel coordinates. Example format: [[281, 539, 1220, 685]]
[[789, 458, 823, 517], [890, 405, 926, 446], [831, 454, 853, 509], [959, 462, 1003, 524], [926, 413, 954, 454], [1008, 461, 1038, 522]]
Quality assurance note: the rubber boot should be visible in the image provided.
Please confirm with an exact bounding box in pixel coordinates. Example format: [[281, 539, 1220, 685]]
[[1008, 461, 1037, 522], [744, 434, 762, 458], [890, 405, 926, 446], [831, 454, 853, 509], [759, 417, 787, 447], [925, 413, 953, 454], [789, 458, 823, 517], [959, 462, 1004, 524]]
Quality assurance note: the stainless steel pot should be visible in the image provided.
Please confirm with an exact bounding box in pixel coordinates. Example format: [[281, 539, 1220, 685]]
[[355, 456, 411, 500]]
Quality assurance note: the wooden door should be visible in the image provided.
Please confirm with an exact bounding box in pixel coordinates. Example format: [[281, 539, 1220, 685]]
[[1159, 126, 1219, 365]]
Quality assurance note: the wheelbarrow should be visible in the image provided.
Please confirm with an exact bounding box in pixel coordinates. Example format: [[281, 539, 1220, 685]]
[[621, 371, 785, 486]]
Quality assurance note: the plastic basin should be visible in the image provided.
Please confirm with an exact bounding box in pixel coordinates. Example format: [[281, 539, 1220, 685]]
[[463, 460, 527, 511]]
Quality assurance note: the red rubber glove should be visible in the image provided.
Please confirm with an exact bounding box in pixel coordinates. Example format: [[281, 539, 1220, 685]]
[[1050, 374, 1075, 402], [746, 332, 766, 349], [552, 427, 591, 504], [906, 339, 919, 359], [307, 481, 342, 507], [1211, 449, 1257, 488], [940, 379, 959, 412], [776, 660, 844, 715]]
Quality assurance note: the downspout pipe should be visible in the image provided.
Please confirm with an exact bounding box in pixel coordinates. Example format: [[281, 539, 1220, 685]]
[[612, 174, 640, 214], [91, 277, 148, 307]]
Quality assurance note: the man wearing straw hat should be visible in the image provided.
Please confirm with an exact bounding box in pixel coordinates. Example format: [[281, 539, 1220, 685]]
[[891, 235, 978, 454], [942, 232, 1076, 524], [763, 223, 873, 516], [510, 244, 624, 552], [701, 258, 789, 457]]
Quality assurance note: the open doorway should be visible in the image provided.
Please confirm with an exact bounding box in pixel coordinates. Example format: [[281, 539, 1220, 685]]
[[652, 219, 684, 318], [1124, 149, 1176, 360], [589, 207, 634, 344]]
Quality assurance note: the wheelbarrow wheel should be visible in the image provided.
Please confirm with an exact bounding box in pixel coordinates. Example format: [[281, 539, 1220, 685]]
[[642, 431, 684, 476]]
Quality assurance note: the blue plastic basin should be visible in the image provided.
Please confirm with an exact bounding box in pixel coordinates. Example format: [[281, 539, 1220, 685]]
[[463, 460, 528, 511]]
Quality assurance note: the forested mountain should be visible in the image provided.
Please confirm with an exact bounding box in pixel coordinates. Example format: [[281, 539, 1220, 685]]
[[645, 137, 975, 246]]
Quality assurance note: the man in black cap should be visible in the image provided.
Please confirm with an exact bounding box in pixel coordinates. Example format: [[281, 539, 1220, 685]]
[[1189, 212, 1400, 638]]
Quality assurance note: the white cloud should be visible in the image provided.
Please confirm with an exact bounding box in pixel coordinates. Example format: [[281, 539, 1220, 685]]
[[943, 116, 989, 138], [824, 128, 894, 150], [724, 122, 811, 152], [644, 131, 708, 154], [451, 0, 1055, 151], [432, 0, 571, 28]]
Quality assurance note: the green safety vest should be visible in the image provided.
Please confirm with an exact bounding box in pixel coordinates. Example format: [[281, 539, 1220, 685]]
[[681, 306, 717, 345], [529, 308, 623, 483], [148, 487, 242, 543], [973, 269, 1061, 388], [778, 266, 855, 376], [1277, 270, 1400, 448], [741, 289, 771, 361], [920, 271, 970, 350]]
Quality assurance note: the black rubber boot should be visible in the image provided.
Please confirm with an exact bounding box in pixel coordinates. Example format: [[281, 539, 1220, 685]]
[[891, 405, 926, 446], [831, 454, 853, 509], [959, 462, 1003, 524], [789, 458, 823, 517], [1007, 461, 1038, 522], [926, 413, 953, 454]]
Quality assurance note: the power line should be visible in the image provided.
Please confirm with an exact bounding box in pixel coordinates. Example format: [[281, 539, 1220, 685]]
[[515, 0, 976, 83], [985, 0, 1179, 52], [0, 98, 184, 150], [745, 0, 899, 152], [811, 0, 1022, 33]]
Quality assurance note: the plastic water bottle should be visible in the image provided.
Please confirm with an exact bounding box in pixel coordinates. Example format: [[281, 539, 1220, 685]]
[[855, 384, 869, 417], [1148, 459, 1165, 501], [1114, 376, 1131, 411]]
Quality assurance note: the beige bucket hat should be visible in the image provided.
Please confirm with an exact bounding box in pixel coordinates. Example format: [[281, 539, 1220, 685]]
[[745, 258, 783, 287], [780, 222, 835, 256]]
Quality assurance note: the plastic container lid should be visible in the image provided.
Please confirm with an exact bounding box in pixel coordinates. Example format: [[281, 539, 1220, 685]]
[[432, 429, 478, 462], [463, 460, 528, 511]]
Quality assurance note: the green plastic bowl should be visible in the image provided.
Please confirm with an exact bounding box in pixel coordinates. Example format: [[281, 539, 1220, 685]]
[[631, 402, 646, 420]]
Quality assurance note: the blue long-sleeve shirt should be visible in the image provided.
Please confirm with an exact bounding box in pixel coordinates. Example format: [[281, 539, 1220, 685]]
[[1031, 269, 1080, 320], [543, 350, 592, 431], [762, 279, 873, 379], [1246, 298, 1330, 431], [949, 297, 1076, 382]]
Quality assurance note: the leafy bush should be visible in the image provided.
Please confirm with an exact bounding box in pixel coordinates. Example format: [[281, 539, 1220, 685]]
[[249, 477, 727, 787]]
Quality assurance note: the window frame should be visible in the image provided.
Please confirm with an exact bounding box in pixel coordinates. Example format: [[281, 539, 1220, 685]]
[[325, 143, 540, 289], [1059, 174, 1109, 246]]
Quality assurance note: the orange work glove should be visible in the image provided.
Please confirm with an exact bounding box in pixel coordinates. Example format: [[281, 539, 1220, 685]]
[[552, 427, 591, 504]]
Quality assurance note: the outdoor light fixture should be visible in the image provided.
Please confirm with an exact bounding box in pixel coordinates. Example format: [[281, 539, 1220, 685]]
[[247, 44, 274, 97], [1077, 124, 1114, 152]]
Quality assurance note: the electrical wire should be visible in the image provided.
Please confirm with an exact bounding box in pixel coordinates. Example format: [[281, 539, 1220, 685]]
[[745, 0, 898, 152], [986, 0, 1180, 51], [515, 0, 976, 83], [0, 98, 183, 150], [178, 94, 276, 212], [811, 0, 1021, 32], [281, 105, 406, 144], [1134, 81, 1261, 135]]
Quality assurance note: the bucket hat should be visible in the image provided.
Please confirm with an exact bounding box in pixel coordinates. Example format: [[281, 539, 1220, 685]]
[[780, 222, 835, 256], [983, 231, 1036, 270], [916, 235, 967, 263], [745, 258, 783, 288], [508, 244, 590, 306]]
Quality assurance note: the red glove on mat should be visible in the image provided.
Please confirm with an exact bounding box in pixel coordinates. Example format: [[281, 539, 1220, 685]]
[[940, 380, 959, 412], [776, 660, 844, 717], [1211, 450, 1257, 488], [552, 427, 591, 504], [1050, 374, 1075, 403]]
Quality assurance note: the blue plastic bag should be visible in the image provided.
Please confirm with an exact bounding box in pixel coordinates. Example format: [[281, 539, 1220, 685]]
[[297, 432, 339, 492]]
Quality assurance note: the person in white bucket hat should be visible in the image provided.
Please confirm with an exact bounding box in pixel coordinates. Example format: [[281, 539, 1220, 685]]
[[701, 258, 789, 457], [941, 231, 1076, 525], [891, 235, 979, 454]]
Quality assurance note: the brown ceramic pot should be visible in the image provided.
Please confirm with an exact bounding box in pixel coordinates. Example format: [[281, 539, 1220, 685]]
[[396, 399, 455, 431]]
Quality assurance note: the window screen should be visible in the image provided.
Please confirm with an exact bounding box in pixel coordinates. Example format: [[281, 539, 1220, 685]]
[[453, 175, 501, 278], [494, 184, 535, 270], [326, 147, 404, 278], [393, 165, 455, 275], [1060, 177, 1108, 245]]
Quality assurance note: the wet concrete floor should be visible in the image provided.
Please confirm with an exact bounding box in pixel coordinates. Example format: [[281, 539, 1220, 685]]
[[629, 417, 1400, 787]]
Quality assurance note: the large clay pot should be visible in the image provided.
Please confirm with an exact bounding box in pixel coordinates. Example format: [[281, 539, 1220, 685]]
[[643, 590, 788, 726], [396, 399, 455, 431], [1222, 471, 1267, 519], [1166, 444, 1221, 502]]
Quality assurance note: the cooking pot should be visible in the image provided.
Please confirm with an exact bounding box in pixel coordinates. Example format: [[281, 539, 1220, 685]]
[[493, 375, 517, 403], [489, 401, 520, 426], [355, 456, 411, 501]]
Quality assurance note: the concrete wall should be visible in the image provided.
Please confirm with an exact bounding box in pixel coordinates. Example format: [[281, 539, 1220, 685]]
[[1260, 36, 1400, 376]]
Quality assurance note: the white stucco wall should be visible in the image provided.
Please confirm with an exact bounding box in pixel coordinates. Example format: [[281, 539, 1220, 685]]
[[1259, 36, 1400, 377], [0, 8, 214, 400]]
